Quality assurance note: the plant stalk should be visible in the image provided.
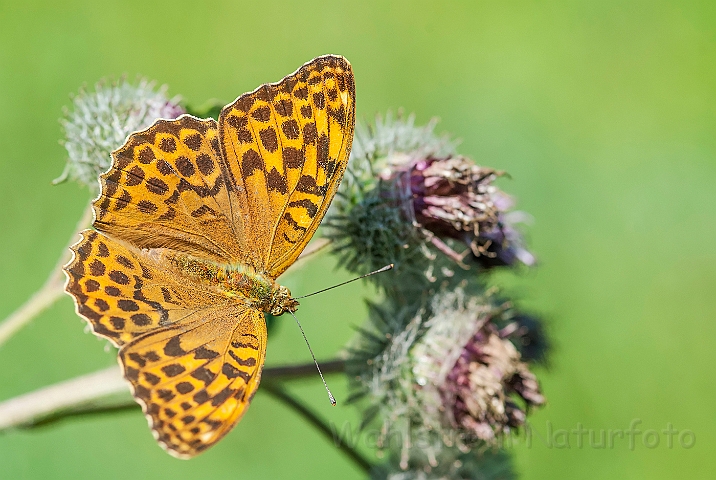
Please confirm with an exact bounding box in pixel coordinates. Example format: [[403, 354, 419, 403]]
[[0, 203, 93, 348], [0, 359, 346, 433], [262, 382, 373, 474]]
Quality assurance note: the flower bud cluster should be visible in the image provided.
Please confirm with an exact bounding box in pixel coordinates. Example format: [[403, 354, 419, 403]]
[[337, 113, 547, 477]]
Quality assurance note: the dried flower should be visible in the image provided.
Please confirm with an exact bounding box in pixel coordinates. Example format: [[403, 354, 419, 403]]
[[326, 113, 534, 291], [384, 155, 535, 268], [437, 322, 544, 442], [474, 206, 536, 268], [413, 291, 544, 444], [350, 289, 544, 473], [57, 77, 184, 191]]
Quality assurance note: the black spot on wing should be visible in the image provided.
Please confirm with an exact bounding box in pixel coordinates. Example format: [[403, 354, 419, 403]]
[[288, 199, 318, 218], [229, 350, 257, 367], [282, 212, 307, 233], [164, 337, 188, 357], [241, 149, 265, 178], [266, 168, 288, 194], [222, 363, 251, 381]]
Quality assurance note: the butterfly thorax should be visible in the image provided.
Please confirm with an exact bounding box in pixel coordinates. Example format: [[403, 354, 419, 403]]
[[163, 250, 299, 315]]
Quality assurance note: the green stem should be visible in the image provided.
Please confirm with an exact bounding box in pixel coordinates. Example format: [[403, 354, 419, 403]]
[[0, 359, 347, 432], [263, 358, 345, 379], [0, 203, 93, 349], [21, 399, 138, 429], [262, 382, 373, 474], [1, 360, 370, 472]]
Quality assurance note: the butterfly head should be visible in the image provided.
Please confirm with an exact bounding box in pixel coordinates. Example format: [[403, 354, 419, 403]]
[[269, 284, 299, 316]]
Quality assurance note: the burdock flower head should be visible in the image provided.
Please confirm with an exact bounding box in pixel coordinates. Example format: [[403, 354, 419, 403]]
[[326, 113, 534, 289], [417, 307, 545, 443], [56, 77, 184, 191], [350, 289, 544, 475]]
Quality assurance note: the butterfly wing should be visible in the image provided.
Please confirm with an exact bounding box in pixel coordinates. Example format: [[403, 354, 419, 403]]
[[93, 115, 249, 264], [65, 230, 223, 346], [93, 55, 355, 274], [65, 230, 266, 457], [219, 55, 355, 276], [119, 306, 266, 458]]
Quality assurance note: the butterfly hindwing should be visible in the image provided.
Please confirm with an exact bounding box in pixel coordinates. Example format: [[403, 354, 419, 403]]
[[119, 307, 266, 458], [219, 55, 355, 276], [65, 230, 232, 346], [66, 230, 267, 458]]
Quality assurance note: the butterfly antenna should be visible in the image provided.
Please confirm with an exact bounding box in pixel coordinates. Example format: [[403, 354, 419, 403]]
[[288, 310, 336, 406], [294, 264, 394, 300]]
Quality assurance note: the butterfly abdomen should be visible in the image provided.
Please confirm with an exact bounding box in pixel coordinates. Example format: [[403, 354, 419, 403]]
[[164, 250, 297, 315]]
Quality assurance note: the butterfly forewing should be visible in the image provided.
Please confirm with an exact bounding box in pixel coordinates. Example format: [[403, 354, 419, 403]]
[[94, 116, 246, 264], [219, 55, 355, 276]]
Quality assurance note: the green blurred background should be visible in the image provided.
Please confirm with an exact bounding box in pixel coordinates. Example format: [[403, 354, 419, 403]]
[[1, 0, 714, 478]]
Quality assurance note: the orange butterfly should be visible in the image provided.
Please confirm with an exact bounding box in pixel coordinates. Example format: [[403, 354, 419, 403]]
[[63, 56, 355, 458]]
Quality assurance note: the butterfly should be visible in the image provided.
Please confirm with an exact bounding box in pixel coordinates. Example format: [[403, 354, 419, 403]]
[[63, 55, 355, 458]]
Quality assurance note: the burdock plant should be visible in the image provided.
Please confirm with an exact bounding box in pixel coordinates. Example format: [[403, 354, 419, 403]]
[[329, 112, 546, 478], [0, 80, 548, 480]]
